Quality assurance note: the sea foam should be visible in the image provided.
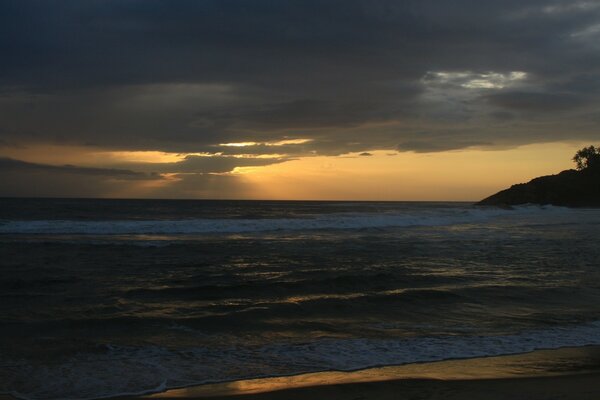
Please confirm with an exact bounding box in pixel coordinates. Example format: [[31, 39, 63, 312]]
[[0, 205, 574, 235], [3, 320, 600, 400]]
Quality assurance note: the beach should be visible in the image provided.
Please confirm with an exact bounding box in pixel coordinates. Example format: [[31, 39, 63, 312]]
[[145, 373, 600, 400], [141, 346, 600, 400], [2, 347, 600, 400]]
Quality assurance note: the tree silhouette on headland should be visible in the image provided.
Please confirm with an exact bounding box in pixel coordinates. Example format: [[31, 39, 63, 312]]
[[573, 145, 600, 171], [480, 144, 600, 206]]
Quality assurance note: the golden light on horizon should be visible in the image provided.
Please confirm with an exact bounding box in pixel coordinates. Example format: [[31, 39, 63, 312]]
[[97, 151, 186, 163], [219, 142, 259, 147], [219, 138, 313, 147], [0, 145, 188, 165], [0, 141, 591, 200], [268, 138, 313, 145], [233, 142, 588, 201]]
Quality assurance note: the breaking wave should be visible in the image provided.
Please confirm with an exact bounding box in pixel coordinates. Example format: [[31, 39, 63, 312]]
[[2, 320, 600, 400], [0, 205, 572, 235]]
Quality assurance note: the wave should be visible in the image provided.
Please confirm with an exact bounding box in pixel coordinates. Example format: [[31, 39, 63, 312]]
[[2, 320, 600, 400], [122, 273, 464, 301], [0, 206, 573, 235]]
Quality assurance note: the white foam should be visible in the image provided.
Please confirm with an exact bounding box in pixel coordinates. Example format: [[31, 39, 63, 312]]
[[2, 320, 600, 400], [0, 206, 579, 235]]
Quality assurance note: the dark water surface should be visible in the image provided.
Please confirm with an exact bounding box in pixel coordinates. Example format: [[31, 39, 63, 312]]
[[1, 198, 600, 399]]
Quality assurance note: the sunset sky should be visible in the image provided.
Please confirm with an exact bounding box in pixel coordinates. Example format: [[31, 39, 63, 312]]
[[1, 1, 599, 200]]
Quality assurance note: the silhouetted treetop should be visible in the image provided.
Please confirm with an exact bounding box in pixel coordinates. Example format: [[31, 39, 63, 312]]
[[573, 145, 600, 171]]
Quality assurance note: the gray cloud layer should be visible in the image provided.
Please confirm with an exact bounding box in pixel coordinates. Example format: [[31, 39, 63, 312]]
[[0, 157, 157, 179], [1, 0, 599, 156], [0, 157, 161, 197]]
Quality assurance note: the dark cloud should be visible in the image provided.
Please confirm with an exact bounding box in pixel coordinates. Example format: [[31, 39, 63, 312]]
[[0, 157, 158, 179], [0, 139, 21, 148], [0, 0, 599, 156], [115, 154, 292, 174], [193, 99, 392, 131], [168, 155, 289, 173], [397, 140, 491, 153], [0, 157, 162, 197], [484, 91, 588, 112], [489, 111, 516, 121], [0, 156, 257, 198]]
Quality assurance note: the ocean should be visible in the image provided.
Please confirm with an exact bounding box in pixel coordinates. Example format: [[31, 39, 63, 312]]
[[1, 198, 600, 400]]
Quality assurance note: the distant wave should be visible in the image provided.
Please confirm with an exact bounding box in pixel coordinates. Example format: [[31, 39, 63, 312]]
[[3, 320, 600, 400], [0, 206, 572, 235]]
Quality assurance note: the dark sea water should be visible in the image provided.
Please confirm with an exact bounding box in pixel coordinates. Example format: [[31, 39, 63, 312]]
[[1, 198, 600, 399]]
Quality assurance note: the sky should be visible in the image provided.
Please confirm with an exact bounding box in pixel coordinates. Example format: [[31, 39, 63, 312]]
[[1, 0, 599, 200]]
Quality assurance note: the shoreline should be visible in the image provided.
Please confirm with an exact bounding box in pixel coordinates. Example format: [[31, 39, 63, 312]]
[[135, 346, 600, 399], [2, 346, 600, 400]]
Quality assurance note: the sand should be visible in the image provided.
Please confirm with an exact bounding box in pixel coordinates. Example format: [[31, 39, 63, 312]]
[[140, 346, 600, 400], [147, 373, 600, 400]]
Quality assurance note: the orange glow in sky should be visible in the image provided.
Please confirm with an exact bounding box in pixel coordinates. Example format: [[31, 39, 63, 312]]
[[0, 141, 589, 200], [232, 142, 586, 201]]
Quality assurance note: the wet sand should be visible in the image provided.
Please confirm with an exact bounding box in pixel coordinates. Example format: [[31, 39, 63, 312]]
[[139, 346, 600, 400], [146, 373, 600, 400], [3, 347, 599, 400]]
